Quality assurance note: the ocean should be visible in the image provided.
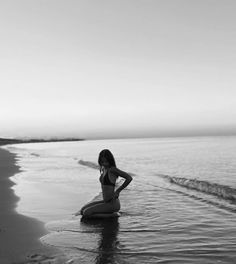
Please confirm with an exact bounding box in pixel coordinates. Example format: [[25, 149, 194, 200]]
[[6, 136, 236, 263]]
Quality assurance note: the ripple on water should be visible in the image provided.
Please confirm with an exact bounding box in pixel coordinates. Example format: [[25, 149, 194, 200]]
[[42, 184, 236, 264]]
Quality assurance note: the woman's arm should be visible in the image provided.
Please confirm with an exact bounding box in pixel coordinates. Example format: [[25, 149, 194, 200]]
[[110, 167, 133, 198]]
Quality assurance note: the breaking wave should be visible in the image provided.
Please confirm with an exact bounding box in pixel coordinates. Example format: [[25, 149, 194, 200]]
[[78, 160, 99, 170], [159, 174, 236, 203]]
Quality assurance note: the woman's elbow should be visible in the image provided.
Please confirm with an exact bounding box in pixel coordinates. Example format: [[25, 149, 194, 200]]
[[128, 175, 133, 183]]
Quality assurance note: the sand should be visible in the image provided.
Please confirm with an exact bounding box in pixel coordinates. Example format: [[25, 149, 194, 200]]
[[0, 147, 66, 264]]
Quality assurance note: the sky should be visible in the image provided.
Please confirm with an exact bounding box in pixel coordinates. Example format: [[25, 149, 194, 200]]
[[1, 0, 236, 139]]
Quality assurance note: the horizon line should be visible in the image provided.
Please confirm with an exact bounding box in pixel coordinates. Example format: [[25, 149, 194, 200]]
[[1, 131, 236, 142]]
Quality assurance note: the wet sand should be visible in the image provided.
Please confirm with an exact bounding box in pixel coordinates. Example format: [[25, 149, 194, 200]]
[[0, 147, 65, 264]]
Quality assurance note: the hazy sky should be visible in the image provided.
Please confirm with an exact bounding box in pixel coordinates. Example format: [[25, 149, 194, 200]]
[[1, 0, 236, 139]]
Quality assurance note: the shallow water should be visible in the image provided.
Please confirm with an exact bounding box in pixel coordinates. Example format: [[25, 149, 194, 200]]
[[7, 136, 236, 263]]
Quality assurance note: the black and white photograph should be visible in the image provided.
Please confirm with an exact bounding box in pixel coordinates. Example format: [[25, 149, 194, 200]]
[[0, 1, 236, 263]]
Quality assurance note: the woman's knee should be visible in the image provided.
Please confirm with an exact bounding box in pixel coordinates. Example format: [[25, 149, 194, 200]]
[[80, 205, 88, 215], [80, 202, 93, 215], [80, 208, 84, 215], [83, 208, 93, 217]]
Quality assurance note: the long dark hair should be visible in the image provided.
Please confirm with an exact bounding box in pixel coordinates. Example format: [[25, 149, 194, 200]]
[[98, 149, 116, 168]]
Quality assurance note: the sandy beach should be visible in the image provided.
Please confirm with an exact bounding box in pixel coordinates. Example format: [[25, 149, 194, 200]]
[[0, 147, 65, 264]]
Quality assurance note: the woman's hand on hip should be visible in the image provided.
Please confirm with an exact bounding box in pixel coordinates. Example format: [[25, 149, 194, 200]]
[[113, 190, 120, 200]]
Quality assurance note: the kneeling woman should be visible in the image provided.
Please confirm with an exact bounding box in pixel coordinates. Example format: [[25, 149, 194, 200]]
[[80, 149, 133, 218]]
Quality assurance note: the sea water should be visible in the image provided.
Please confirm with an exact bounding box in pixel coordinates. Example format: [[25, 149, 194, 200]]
[[6, 136, 236, 263]]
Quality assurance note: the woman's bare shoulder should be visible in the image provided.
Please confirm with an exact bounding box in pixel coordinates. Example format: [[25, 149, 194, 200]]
[[109, 166, 121, 173], [109, 167, 132, 180]]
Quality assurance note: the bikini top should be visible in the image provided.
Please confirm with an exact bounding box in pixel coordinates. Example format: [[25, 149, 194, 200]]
[[100, 168, 115, 186]]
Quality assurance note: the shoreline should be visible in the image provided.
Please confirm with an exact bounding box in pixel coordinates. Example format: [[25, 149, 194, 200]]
[[0, 147, 65, 263], [0, 138, 84, 147]]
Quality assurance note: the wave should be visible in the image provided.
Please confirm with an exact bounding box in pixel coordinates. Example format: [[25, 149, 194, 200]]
[[54, 228, 162, 234], [78, 160, 100, 170], [159, 174, 236, 203], [158, 184, 236, 214], [30, 152, 40, 157]]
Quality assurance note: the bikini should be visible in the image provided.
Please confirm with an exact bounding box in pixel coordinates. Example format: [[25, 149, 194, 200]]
[[100, 168, 115, 186], [99, 168, 117, 204]]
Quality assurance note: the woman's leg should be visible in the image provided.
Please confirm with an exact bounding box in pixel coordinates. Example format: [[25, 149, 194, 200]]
[[79, 200, 104, 215], [83, 199, 120, 217]]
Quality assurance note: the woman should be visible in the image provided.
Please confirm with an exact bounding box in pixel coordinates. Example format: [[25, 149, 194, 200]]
[[80, 149, 133, 218]]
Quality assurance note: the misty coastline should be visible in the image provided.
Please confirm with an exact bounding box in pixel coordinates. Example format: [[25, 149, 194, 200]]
[[0, 137, 84, 146]]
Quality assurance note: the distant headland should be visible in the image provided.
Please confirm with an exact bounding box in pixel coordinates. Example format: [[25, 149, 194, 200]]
[[0, 137, 84, 146]]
